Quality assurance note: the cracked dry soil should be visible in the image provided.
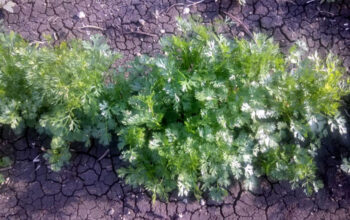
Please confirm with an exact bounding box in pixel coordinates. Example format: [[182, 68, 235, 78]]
[[1, 0, 350, 219]]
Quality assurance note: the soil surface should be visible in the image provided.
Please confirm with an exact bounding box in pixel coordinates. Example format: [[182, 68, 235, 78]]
[[1, 0, 350, 219]]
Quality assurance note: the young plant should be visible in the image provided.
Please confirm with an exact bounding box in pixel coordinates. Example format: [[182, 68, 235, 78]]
[[0, 156, 12, 184], [0, 30, 130, 171], [117, 19, 349, 201]]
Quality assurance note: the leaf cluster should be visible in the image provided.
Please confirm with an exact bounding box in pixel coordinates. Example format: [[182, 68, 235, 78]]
[[0, 30, 131, 170], [117, 19, 349, 201]]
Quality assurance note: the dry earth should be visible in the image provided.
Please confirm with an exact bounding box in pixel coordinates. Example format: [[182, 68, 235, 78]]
[[1, 0, 350, 219]]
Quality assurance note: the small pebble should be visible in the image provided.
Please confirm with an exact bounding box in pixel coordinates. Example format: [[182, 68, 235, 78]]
[[238, 32, 245, 37], [78, 11, 86, 19], [108, 208, 115, 216], [183, 7, 190, 15], [139, 19, 145, 26], [154, 10, 160, 19]]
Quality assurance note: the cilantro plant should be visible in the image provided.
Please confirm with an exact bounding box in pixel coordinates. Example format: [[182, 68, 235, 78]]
[[0, 156, 11, 184], [0, 30, 131, 171], [118, 19, 349, 201]]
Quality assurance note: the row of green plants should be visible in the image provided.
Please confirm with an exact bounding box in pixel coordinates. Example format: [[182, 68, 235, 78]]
[[0, 19, 349, 201]]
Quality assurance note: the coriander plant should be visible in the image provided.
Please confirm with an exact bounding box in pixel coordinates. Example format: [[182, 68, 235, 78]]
[[0, 156, 11, 184], [0, 30, 131, 170], [118, 19, 349, 201]]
